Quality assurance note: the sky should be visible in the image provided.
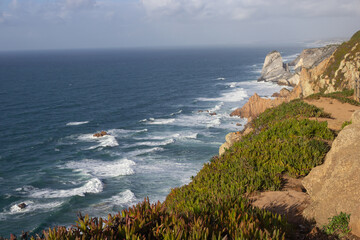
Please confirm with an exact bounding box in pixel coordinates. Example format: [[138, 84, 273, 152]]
[[0, 0, 360, 51]]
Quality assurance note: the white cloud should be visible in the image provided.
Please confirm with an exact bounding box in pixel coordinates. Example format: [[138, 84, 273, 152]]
[[63, 0, 96, 10], [140, 0, 360, 21]]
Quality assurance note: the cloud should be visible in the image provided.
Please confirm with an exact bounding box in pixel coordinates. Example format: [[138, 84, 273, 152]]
[[140, 0, 360, 21], [63, 0, 96, 10]]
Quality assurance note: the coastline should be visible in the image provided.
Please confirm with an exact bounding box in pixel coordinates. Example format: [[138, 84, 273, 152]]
[[2, 30, 360, 238]]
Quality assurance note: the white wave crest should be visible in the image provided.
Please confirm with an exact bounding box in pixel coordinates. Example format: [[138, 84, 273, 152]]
[[125, 139, 175, 148], [107, 190, 136, 206], [78, 133, 119, 150], [197, 88, 247, 102], [66, 121, 89, 126], [170, 109, 182, 116], [216, 77, 226, 80], [147, 118, 175, 125], [107, 128, 147, 137], [29, 178, 103, 198], [9, 200, 64, 214], [127, 147, 164, 157], [64, 159, 135, 177]]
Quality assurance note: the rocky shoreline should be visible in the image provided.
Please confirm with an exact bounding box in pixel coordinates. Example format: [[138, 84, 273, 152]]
[[220, 30, 360, 238]]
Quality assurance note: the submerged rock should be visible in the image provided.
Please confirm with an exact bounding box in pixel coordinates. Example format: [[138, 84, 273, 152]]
[[18, 203, 27, 209], [302, 110, 360, 237], [93, 131, 108, 138]]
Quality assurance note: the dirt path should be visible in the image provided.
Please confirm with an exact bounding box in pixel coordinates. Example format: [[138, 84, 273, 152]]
[[304, 97, 360, 131]]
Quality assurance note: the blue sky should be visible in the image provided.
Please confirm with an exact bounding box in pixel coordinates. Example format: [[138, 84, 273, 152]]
[[0, 0, 360, 50]]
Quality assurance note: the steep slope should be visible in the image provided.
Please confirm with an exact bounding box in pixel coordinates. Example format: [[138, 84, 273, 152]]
[[300, 31, 360, 97]]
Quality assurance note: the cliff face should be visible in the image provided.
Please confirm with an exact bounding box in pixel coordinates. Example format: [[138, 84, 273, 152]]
[[291, 45, 338, 72], [299, 31, 360, 97], [258, 51, 293, 85]]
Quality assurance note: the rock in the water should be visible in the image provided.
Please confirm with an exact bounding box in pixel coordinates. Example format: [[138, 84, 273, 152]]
[[18, 203, 27, 209], [93, 131, 108, 138], [258, 51, 293, 84], [302, 118, 360, 237], [209, 112, 217, 116]]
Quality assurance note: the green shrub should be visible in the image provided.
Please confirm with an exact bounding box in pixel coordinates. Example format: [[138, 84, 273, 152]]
[[322, 212, 351, 238], [252, 99, 331, 129], [307, 89, 360, 106], [341, 120, 352, 129]]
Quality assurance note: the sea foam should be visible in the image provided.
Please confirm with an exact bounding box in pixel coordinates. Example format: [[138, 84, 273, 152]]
[[197, 88, 247, 102], [29, 178, 103, 198], [64, 158, 136, 178], [77, 133, 119, 150], [66, 121, 89, 126], [9, 200, 64, 214], [147, 118, 175, 125]]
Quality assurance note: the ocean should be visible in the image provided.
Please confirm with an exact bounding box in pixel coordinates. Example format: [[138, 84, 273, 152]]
[[0, 46, 302, 236]]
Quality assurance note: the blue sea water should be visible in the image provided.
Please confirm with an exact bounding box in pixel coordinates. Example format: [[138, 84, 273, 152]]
[[0, 46, 302, 236]]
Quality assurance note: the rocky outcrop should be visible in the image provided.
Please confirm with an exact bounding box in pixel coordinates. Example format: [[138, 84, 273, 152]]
[[302, 110, 360, 237], [258, 51, 293, 84], [298, 31, 360, 97], [290, 45, 338, 72], [271, 88, 290, 98], [219, 127, 253, 156], [93, 131, 108, 137], [230, 85, 302, 120]]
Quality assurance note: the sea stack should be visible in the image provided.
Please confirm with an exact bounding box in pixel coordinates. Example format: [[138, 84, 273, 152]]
[[258, 51, 293, 85]]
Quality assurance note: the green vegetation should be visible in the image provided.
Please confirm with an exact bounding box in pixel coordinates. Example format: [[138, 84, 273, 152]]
[[322, 212, 351, 238], [3, 100, 335, 240], [252, 99, 332, 129], [342, 120, 352, 129], [307, 89, 360, 106], [322, 30, 360, 89]]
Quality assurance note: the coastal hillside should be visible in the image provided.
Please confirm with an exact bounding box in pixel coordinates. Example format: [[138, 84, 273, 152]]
[[300, 30, 360, 96], [2, 30, 360, 239]]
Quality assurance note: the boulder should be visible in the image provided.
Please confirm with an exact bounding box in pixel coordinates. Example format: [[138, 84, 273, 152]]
[[302, 116, 360, 237], [93, 131, 108, 138], [209, 112, 217, 116], [258, 51, 293, 84], [352, 110, 360, 124]]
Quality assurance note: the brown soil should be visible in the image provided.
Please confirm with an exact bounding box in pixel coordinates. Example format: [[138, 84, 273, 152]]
[[304, 97, 360, 131]]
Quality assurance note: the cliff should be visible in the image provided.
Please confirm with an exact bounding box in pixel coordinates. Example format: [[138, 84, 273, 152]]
[[290, 45, 338, 72], [299, 30, 360, 97]]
